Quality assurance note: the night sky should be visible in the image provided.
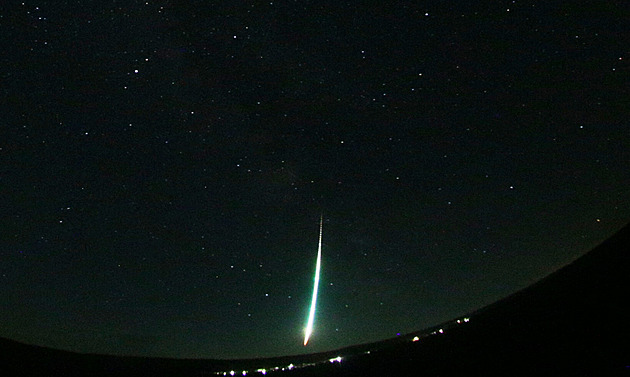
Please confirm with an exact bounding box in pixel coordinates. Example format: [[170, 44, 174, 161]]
[[1, 0, 629, 360]]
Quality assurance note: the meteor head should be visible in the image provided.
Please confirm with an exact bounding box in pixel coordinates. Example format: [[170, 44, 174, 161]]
[[304, 327, 312, 346]]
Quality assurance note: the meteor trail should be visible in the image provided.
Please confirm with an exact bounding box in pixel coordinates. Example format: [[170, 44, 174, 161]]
[[304, 214, 323, 346]]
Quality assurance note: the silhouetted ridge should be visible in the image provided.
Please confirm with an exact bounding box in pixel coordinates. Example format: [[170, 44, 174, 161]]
[[1, 223, 628, 376]]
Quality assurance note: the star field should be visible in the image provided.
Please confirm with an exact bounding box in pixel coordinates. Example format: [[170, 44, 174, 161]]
[[0, 0, 629, 359]]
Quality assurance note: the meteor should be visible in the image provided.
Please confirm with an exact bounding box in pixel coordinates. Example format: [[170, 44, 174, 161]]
[[304, 214, 323, 346]]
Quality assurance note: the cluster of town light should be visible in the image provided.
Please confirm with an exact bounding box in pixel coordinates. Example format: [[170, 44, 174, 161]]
[[411, 317, 471, 342], [215, 357, 342, 376], [214, 316, 473, 376]]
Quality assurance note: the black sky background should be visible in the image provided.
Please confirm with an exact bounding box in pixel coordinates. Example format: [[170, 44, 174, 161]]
[[1, 0, 629, 359]]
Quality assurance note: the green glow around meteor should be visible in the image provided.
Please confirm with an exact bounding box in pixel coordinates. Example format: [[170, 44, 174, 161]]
[[304, 215, 323, 346]]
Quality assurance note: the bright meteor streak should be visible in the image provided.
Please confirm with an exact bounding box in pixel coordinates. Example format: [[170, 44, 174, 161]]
[[304, 214, 323, 346]]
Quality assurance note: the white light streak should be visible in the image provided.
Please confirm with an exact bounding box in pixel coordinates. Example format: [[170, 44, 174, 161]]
[[304, 214, 323, 346]]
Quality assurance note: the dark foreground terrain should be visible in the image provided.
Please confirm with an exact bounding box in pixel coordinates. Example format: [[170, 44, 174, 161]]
[[2, 223, 629, 376]]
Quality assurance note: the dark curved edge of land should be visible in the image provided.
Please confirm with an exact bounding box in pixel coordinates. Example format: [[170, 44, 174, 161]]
[[2, 222, 629, 376]]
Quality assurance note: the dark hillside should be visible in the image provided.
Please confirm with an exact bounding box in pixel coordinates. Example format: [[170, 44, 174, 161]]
[[1, 223, 628, 376]]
